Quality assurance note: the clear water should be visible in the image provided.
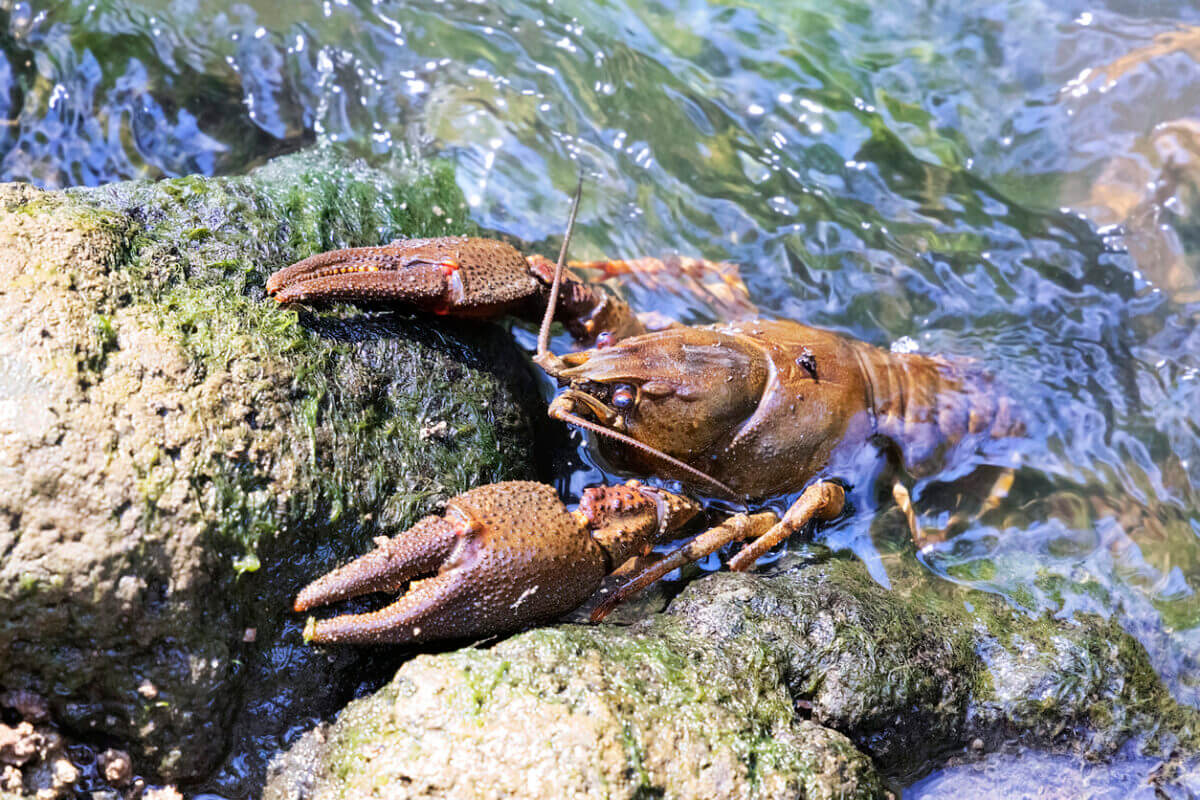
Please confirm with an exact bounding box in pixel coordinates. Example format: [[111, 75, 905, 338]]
[[2, 0, 1199, 795], [905, 743, 1200, 799]]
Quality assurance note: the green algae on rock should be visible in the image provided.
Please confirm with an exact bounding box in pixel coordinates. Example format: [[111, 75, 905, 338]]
[[668, 557, 1200, 779], [262, 554, 1198, 799], [0, 147, 540, 781], [263, 623, 889, 800]]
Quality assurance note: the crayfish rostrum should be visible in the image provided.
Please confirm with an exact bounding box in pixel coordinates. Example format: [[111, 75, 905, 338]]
[[267, 193, 1023, 646]]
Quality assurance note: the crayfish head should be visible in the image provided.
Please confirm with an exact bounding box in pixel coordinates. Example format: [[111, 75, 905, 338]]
[[549, 328, 769, 495]]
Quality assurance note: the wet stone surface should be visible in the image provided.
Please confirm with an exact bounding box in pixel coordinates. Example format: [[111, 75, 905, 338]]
[[669, 558, 1199, 778], [263, 619, 890, 800], [264, 556, 1197, 799], [0, 146, 542, 785]]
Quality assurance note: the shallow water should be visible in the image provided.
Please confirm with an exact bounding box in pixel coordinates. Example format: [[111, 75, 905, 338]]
[[2, 0, 1199, 795], [905, 742, 1200, 799]]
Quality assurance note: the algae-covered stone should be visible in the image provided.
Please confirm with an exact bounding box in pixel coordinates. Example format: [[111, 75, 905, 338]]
[[263, 623, 889, 800], [668, 557, 1200, 776], [264, 553, 1197, 799], [0, 147, 540, 781]]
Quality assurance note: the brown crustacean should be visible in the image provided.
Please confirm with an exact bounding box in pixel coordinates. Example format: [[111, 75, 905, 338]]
[[267, 197, 1023, 646]]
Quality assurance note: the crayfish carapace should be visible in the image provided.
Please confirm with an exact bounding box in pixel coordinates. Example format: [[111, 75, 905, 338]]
[[268, 187, 1024, 645]]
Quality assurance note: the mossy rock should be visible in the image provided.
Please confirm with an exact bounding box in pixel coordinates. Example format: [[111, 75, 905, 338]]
[[0, 147, 540, 781], [668, 557, 1200, 777], [264, 554, 1198, 798], [263, 622, 890, 800]]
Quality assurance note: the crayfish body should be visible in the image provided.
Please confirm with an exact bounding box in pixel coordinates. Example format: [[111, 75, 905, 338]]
[[268, 232, 1022, 645], [549, 319, 1018, 499]]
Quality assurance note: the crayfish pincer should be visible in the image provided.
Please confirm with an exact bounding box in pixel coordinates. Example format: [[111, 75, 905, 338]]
[[271, 196, 1022, 646], [293, 481, 700, 645]]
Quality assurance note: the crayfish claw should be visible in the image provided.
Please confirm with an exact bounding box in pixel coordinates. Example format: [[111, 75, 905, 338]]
[[266, 237, 542, 316], [303, 569, 474, 645], [293, 515, 459, 613], [270, 255, 449, 307], [295, 482, 611, 646]]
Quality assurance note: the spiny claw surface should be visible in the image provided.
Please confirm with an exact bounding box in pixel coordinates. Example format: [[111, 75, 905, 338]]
[[296, 482, 609, 645], [267, 236, 541, 316]]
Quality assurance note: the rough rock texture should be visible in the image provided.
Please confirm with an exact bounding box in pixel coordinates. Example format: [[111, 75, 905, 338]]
[[263, 621, 890, 800], [0, 147, 541, 781], [669, 558, 1200, 777], [264, 556, 1198, 799], [0, 719, 79, 799]]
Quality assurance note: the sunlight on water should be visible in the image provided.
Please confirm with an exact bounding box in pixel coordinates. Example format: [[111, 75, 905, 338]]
[[906, 744, 1200, 799], [2, 0, 1199, 794]]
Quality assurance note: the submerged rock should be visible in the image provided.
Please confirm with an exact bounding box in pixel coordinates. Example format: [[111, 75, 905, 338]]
[[670, 557, 1200, 777], [264, 554, 1197, 799], [0, 147, 541, 782]]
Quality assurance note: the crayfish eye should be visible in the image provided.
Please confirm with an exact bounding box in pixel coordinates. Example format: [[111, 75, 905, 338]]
[[612, 385, 636, 409]]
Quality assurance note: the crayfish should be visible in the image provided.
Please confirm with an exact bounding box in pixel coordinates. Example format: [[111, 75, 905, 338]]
[[267, 188, 1023, 645]]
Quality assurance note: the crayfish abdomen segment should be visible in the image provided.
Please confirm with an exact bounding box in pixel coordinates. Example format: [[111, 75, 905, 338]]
[[859, 346, 1023, 478]]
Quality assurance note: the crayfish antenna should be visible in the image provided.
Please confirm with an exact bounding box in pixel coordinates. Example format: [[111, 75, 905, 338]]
[[536, 172, 584, 362], [548, 395, 741, 501]]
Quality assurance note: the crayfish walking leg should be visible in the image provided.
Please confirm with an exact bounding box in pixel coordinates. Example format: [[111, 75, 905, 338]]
[[591, 481, 846, 621]]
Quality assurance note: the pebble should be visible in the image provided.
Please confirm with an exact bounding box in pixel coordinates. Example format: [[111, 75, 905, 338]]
[[98, 748, 133, 787]]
